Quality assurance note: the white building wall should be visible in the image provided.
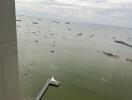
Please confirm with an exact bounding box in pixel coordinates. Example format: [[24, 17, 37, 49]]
[[0, 0, 19, 100]]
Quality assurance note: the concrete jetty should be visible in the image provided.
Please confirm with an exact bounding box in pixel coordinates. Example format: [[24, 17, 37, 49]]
[[36, 76, 60, 100]]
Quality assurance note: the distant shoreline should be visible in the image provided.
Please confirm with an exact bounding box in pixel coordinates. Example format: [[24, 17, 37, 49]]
[[16, 14, 132, 30]]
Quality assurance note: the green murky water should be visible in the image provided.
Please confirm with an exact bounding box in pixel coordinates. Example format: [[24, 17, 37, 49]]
[[17, 16, 132, 100]]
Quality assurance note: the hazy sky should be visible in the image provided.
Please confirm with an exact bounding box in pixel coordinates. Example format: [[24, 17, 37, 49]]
[[15, 0, 132, 28]]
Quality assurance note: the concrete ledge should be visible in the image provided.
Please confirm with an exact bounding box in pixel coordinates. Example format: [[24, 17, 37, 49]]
[[0, 0, 19, 99], [0, 57, 5, 100], [2, 53, 19, 100], [0, 40, 17, 57]]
